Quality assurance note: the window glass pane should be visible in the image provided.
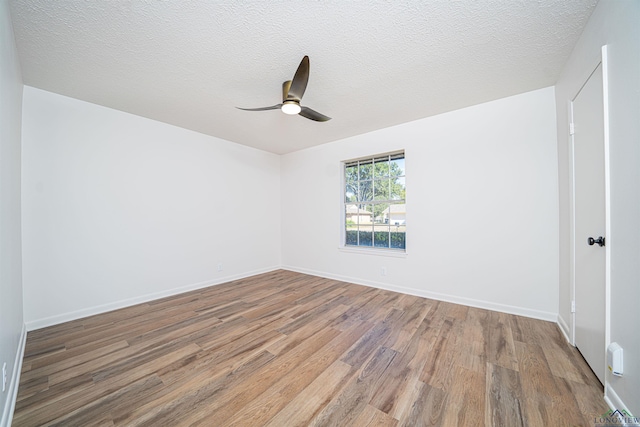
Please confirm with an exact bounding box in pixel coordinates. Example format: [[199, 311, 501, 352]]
[[390, 156, 405, 177], [373, 179, 390, 201], [390, 176, 405, 201], [358, 225, 373, 246], [345, 203, 359, 224], [391, 208, 405, 250], [359, 180, 373, 201], [345, 203, 358, 246], [390, 231, 405, 249], [359, 160, 373, 180], [373, 203, 389, 225], [359, 204, 373, 224], [345, 163, 358, 182], [345, 181, 357, 203], [387, 203, 406, 227], [346, 230, 358, 246], [374, 157, 389, 179], [373, 204, 389, 247], [374, 216, 390, 248], [374, 231, 389, 248]]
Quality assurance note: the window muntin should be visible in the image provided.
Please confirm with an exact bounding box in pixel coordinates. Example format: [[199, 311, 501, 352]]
[[344, 152, 405, 250]]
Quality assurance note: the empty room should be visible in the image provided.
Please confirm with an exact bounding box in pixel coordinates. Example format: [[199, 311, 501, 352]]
[[1, 0, 638, 426]]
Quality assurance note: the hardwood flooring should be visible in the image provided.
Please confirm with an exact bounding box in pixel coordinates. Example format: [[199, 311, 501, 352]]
[[14, 270, 607, 426]]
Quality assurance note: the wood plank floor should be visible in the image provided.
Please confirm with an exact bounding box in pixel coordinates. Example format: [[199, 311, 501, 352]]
[[14, 270, 607, 426]]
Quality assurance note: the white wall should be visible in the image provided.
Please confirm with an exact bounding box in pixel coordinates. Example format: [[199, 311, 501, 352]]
[[555, 0, 640, 414], [0, 0, 24, 425], [21, 87, 281, 329], [282, 87, 559, 320]]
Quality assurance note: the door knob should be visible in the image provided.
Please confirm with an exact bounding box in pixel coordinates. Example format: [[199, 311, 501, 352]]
[[588, 236, 605, 247]]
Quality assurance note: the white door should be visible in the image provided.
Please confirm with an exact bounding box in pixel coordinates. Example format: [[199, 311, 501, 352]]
[[572, 63, 606, 385]]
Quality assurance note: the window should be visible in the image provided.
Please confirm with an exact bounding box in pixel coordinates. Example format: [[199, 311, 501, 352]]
[[344, 151, 405, 250]]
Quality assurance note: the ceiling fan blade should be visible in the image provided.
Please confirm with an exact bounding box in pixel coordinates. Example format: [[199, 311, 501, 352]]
[[287, 56, 309, 101], [236, 104, 282, 111], [299, 106, 331, 122]]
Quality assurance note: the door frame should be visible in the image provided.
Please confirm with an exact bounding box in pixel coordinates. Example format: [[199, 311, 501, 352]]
[[568, 45, 611, 365]]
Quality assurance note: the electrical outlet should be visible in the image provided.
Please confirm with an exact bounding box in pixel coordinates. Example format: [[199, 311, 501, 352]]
[[381, 267, 387, 276], [2, 362, 6, 392], [217, 263, 223, 272]]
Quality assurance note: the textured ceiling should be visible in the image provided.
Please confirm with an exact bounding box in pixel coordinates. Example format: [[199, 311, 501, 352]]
[[9, 0, 597, 154]]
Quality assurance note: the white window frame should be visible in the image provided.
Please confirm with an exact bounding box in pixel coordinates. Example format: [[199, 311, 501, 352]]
[[339, 150, 407, 257]]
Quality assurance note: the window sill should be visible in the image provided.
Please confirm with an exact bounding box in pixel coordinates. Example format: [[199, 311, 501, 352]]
[[338, 246, 408, 258]]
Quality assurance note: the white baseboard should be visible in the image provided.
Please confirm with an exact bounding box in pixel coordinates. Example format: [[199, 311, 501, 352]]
[[25, 266, 280, 331], [557, 314, 572, 345], [282, 265, 558, 322], [1, 323, 27, 427], [604, 384, 633, 416], [26, 264, 559, 330]]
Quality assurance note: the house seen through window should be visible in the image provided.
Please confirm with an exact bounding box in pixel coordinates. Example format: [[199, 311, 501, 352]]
[[344, 151, 405, 250]]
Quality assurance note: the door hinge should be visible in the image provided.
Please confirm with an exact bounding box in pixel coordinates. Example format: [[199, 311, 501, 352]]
[[569, 123, 575, 135], [571, 300, 576, 313]]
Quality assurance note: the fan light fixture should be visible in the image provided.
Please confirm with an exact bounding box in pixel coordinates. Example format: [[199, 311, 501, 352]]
[[237, 56, 331, 122], [281, 101, 301, 115]]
